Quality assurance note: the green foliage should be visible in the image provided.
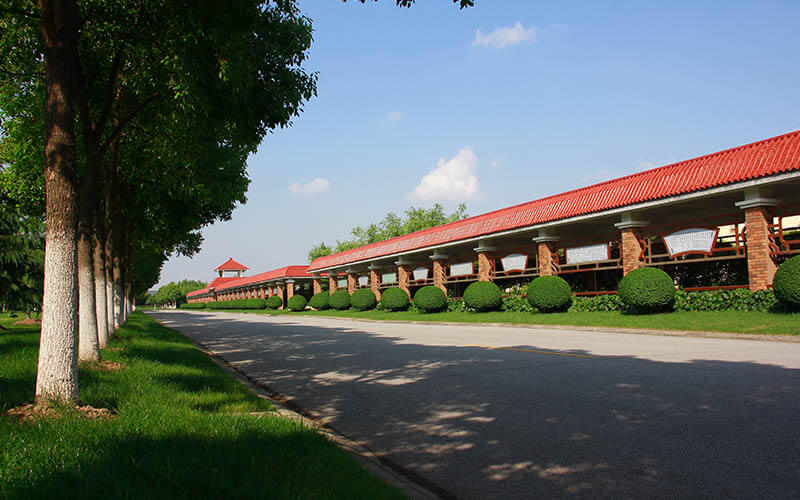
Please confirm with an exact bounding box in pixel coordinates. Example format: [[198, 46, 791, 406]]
[[179, 302, 206, 310], [773, 255, 800, 308], [207, 299, 267, 310], [463, 281, 503, 312], [351, 289, 377, 311], [308, 203, 468, 261], [413, 286, 447, 313], [673, 288, 777, 312], [618, 267, 675, 313], [149, 279, 208, 307], [448, 297, 473, 312], [0, 194, 44, 313], [527, 276, 572, 312], [380, 287, 410, 312], [501, 294, 534, 312], [569, 294, 626, 312], [265, 296, 283, 310], [329, 290, 351, 310], [287, 295, 308, 312], [309, 292, 330, 310]]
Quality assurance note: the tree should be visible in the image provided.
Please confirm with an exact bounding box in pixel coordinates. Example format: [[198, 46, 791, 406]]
[[309, 203, 469, 261]]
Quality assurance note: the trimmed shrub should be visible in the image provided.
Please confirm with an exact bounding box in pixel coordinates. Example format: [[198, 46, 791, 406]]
[[618, 267, 675, 313], [287, 295, 308, 312], [265, 296, 282, 310], [206, 298, 266, 310], [673, 288, 777, 312], [527, 276, 572, 312], [413, 285, 447, 313], [773, 255, 800, 308], [179, 302, 206, 310], [351, 289, 377, 311], [380, 287, 410, 312], [329, 290, 351, 310], [463, 281, 503, 312], [309, 292, 330, 310]]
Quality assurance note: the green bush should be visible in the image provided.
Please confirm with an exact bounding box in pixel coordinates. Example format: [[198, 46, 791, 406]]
[[206, 298, 266, 310], [309, 292, 330, 310], [673, 288, 777, 312], [501, 293, 533, 312], [618, 267, 675, 313], [287, 295, 308, 312], [463, 281, 503, 312], [380, 287, 409, 312], [329, 290, 351, 310], [351, 289, 377, 311], [569, 294, 625, 312], [773, 255, 800, 308], [449, 297, 472, 312], [265, 296, 282, 310], [413, 285, 447, 313], [179, 302, 206, 310], [527, 276, 572, 312]]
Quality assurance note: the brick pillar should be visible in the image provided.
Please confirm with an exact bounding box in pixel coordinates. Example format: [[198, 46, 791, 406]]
[[347, 274, 356, 295], [743, 206, 776, 291], [313, 278, 322, 295], [329, 276, 338, 295], [474, 241, 495, 282], [286, 280, 295, 300], [398, 265, 411, 297], [432, 259, 447, 293], [276, 283, 284, 309], [369, 267, 381, 300], [620, 228, 644, 275], [536, 242, 556, 276]]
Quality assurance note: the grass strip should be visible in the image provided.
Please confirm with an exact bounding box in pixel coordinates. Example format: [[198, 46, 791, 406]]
[[205, 308, 800, 336], [0, 311, 404, 499]]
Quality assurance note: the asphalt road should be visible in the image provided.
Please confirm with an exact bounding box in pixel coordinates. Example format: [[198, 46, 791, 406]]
[[149, 311, 800, 499]]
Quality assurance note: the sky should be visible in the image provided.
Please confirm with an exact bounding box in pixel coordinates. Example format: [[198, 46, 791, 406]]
[[154, 0, 800, 288]]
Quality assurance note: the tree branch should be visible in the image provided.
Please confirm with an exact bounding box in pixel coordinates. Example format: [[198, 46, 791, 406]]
[[100, 91, 160, 153]]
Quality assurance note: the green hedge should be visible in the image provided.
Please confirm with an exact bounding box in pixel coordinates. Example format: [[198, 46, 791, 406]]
[[463, 281, 503, 312], [351, 289, 377, 311], [413, 286, 447, 313], [329, 290, 351, 310], [179, 302, 206, 310], [380, 287, 409, 311], [287, 295, 308, 312], [207, 298, 266, 310], [309, 292, 330, 310], [618, 267, 675, 313], [773, 255, 800, 308], [674, 288, 777, 312], [527, 276, 572, 312], [568, 294, 625, 312], [265, 296, 282, 310]]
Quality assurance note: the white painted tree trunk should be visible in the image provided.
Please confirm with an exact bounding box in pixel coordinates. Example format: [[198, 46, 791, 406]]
[[77, 236, 101, 361], [105, 239, 114, 333], [93, 235, 109, 347], [113, 259, 123, 328]]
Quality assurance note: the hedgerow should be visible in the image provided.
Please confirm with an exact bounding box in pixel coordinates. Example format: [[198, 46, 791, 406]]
[[413, 286, 447, 313], [673, 288, 777, 312], [309, 292, 330, 310], [527, 276, 572, 312], [351, 289, 377, 311], [207, 298, 267, 310], [618, 267, 675, 313], [329, 290, 351, 310], [179, 302, 206, 310], [265, 296, 282, 310], [568, 294, 625, 312], [287, 295, 308, 312], [380, 287, 409, 312], [463, 281, 503, 312]]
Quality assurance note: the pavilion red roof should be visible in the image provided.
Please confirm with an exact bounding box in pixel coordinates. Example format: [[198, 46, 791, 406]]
[[214, 258, 249, 271], [308, 130, 800, 271], [187, 265, 313, 297]]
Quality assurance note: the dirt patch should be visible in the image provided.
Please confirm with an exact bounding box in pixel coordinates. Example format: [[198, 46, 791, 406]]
[[80, 360, 125, 371], [14, 318, 41, 325], [5, 403, 115, 422]]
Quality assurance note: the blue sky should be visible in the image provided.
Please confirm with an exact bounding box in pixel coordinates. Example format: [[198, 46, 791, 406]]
[[155, 0, 800, 288]]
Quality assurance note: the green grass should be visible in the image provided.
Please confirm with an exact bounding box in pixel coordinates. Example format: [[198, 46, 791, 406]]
[[206, 307, 800, 336], [0, 311, 404, 499]]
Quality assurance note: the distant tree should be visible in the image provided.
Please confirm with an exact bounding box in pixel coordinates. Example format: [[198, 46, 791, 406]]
[[0, 194, 44, 318]]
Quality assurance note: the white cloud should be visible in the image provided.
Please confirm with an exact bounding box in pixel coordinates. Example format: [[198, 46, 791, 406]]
[[410, 147, 480, 202], [385, 111, 404, 122], [472, 22, 535, 49], [289, 177, 330, 195], [488, 159, 500, 170]]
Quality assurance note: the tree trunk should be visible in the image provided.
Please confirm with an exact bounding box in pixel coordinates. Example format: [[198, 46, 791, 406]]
[[104, 220, 115, 332], [35, 0, 81, 405], [77, 234, 100, 361], [93, 228, 109, 347]]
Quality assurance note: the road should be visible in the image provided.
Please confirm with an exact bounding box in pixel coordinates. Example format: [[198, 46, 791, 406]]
[[149, 311, 800, 499]]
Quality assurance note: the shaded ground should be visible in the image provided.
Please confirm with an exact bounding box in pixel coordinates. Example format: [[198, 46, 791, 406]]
[[153, 310, 800, 499]]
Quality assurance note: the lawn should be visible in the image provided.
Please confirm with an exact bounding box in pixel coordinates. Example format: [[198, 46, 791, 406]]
[[0, 311, 404, 499], [206, 308, 800, 336]]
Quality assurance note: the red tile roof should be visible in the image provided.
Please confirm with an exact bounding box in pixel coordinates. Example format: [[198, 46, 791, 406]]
[[187, 265, 313, 296], [215, 258, 249, 271], [308, 130, 800, 271]]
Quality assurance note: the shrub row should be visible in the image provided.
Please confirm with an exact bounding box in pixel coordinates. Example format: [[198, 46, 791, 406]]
[[207, 298, 267, 310], [179, 302, 206, 310]]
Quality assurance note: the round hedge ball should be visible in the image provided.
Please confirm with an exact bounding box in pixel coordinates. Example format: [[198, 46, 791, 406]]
[[773, 255, 800, 308], [287, 295, 307, 312], [329, 289, 351, 310], [309, 292, 330, 310], [413, 285, 447, 313], [618, 267, 675, 313], [527, 276, 572, 312], [351, 288, 377, 311], [265, 295, 282, 310], [463, 281, 503, 312], [380, 287, 410, 311]]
